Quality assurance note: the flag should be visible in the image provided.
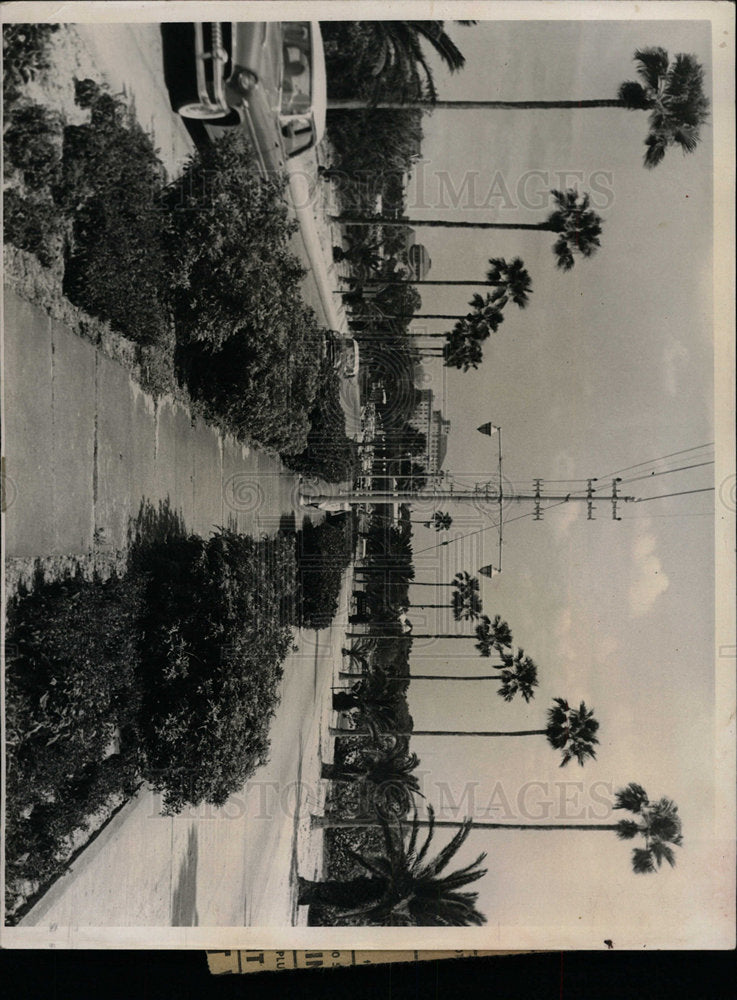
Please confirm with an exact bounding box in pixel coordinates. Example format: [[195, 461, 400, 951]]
[[477, 422, 500, 436]]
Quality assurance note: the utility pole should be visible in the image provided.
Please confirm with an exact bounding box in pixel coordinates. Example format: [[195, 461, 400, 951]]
[[301, 480, 634, 510]]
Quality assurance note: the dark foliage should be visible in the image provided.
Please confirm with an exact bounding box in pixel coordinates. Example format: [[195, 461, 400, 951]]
[[281, 360, 358, 481], [2, 23, 59, 102], [3, 102, 62, 190], [166, 130, 327, 451], [3, 188, 63, 268], [137, 529, 297, 813], [58, 80, 169, 345], [293, 514, 352, 629], [5, 574, 144, 913]]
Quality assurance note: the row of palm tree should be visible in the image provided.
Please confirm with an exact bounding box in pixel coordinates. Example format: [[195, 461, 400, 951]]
[[306, 32, 697, 924]]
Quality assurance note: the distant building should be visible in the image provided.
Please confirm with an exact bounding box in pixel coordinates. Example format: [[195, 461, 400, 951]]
[[407, 388, 451, 476], [403, 230, 431, 279], [407, 242, 432, 280]]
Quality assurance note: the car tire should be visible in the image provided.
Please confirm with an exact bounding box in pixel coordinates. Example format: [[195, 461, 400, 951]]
[[177, 101, 231, 122]]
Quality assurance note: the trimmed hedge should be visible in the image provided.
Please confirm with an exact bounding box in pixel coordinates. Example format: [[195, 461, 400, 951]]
[[293, 514, 352, 629], [282, 360, 358, 482]]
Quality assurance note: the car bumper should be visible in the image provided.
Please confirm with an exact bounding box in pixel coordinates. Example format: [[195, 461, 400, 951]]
[[193, 22, 231, 114]]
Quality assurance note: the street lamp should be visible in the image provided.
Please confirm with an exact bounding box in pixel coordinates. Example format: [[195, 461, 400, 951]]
[[477, 421, 503, 577]]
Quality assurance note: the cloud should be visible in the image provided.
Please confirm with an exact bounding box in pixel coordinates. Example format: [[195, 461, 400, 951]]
[[554, 606, 619, 666], [551, 501, 582, 542], [663, 341, 690, 397], [629, 530, 670, 616]]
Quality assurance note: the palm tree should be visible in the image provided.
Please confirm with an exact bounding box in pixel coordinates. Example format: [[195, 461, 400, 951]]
[[314, 784, 684, 875], [611, 782, 684, 873], [333, 696, 598, 767], [336, 188, 603, 271], [346, 613, 513, 650], [360, 257, 533, 308], [332, 667, 406, 731], [348, 22, 469, 104], [412, 571, 482, 618], [339, 651, 536, 698], [351, 290, 507, 325], [341, 638, 376, 675], [409, 511, 453, 532], [298, 805, 488, 924], [321, 723, 424, 818], [544, 698, 599, 765], [327, 47, 710, 168]]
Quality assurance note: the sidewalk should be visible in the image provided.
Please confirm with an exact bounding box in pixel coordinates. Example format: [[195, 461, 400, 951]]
[[3, 285, 321, 576]]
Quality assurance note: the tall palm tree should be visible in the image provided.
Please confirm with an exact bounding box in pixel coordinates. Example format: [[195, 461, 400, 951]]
[[351, 289, 508, 325], [327, 47, 709, 168], [611, 782, 684, 873], [333, 696, 597, 769], [314, 784, 684, 875], [346, 613, 513, 650], [412, 570, 482, 617], [336, 188, 603, 271], [360, 257, 533, 308], [339, 652, 536, 700], [298, 805, 488, 924]]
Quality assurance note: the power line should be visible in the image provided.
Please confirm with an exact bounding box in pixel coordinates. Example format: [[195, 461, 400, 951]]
[[412, 499, 571, 557], [634, 487, 715, 504], [618, 459, 714, 486], [596, 443, 714, 482]]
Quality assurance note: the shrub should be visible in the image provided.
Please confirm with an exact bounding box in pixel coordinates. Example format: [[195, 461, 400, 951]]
[[2, 23, 59, 101], [4, 573, 145, 910], [3, 188, 63, 268], [293, 514, 352, 629], [60, 80, 168, 346], [3, 102, 63, 190], [282, 360, 358, 482], [137, 529, 298, 812], [164, 131, 327, 450]]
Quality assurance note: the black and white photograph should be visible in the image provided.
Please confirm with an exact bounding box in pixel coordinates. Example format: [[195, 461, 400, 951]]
[[1, 1, 734, 949]]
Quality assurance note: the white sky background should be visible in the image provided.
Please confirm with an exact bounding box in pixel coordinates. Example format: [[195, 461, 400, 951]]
[[397, 19, 730, 946]]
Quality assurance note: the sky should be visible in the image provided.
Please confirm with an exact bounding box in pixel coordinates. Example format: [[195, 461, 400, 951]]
[[389, 17, 731, 946]]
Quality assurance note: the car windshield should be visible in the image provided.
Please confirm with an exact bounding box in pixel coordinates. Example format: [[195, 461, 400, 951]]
[[281, 24, 312, 115]]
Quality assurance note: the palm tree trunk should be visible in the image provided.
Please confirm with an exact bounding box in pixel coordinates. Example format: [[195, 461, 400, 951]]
[[320, 762, 361, 782], [338, 671, 504, 681], [361, 279, 502, 287], [327, 99, 627, 111], [344, 632, 479, 639], [330, 727, 547, 740], [352, 314, 463, 320], [297, 875, 385, 908], [410, 603, 453, 609], [313, 815, 621, 831], [351, 334, 452, 342], [337, 216, 551, 231]]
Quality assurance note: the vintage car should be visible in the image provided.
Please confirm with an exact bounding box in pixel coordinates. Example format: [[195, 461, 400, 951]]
[[162, 21, 326, 174], [325, 335, 360, 379]]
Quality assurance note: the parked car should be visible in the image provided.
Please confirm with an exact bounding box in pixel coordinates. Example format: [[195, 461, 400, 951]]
[[161, 21, 326, 175], [325, 334, 360, 379]]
